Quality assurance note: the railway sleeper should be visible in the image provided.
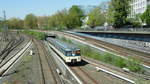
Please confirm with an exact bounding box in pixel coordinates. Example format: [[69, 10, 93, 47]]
[[0, 69, 6, 77]]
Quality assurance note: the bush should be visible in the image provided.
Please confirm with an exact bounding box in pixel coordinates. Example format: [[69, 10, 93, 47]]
[[126, 58, 142, 72], [133, 21, 142, 28], [22, 30, 46, 40], [79, 45, 143, 73], [114, 57, 126, 68], [77, 44, 144, 73]]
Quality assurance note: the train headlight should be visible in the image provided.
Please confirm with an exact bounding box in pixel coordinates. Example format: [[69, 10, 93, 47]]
[[68, 58, 70, 60], [78, 57, 81, 60]]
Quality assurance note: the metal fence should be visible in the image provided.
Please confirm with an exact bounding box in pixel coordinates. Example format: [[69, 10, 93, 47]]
[[76, 27, 150, 33], [96, 37, 150, 54]]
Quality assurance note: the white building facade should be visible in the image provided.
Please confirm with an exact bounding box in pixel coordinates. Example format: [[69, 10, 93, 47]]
[[130, 0, 150, 18]]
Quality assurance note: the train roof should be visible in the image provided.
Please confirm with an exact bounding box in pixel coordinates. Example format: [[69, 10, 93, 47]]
[[47, 37, 80, 51]]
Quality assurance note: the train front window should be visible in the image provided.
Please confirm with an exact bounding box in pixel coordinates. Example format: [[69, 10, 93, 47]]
[[75, 50, 81, 56], [66, 50, 81, 56], [66, 51, 72, 56]]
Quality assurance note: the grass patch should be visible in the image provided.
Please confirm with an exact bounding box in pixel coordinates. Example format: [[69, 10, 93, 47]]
[[60, 37, 144, 73], [21, 30, 46, 40], [135, 78, 150, 84], [79, 45, 143, 73], [2, 55, 32, 84]]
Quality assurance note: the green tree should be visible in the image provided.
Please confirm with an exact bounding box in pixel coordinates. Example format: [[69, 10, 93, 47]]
[[0, 20, 3, 29], [37, 16, 49, 30], [7, 18, 24, 29], [107, 2, 114, 25], [87, 7, 106, 28], [141, 5, 150, 26], [108, 0, 131, 28], [47, 5, 84, 30], [48, 9, 68, 30], [68, 5, 84, 29], [132, 14, 142, 27], [48, 15, 57, 30], [55, 9, 68, 29], [24, 14, 37, 29]]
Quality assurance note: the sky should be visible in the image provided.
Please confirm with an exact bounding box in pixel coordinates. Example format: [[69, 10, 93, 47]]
[[0, 0, 108, 19]]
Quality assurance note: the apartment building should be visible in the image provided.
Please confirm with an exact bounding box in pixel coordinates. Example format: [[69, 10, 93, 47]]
[[130, 0, 150, 18]]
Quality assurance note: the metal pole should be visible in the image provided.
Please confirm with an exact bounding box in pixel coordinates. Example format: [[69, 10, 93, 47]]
[[3, 10, 8, 41], [3, 10, 7, 31], [3, 11, 6, 21]]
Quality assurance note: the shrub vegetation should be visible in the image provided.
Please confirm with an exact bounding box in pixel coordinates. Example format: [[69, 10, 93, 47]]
[[22, 30, 46, 40]]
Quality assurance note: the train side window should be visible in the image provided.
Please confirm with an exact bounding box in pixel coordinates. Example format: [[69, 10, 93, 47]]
[[65, 51, 67, 56], [62, 48, 64, 53], [63, 50, 66, 55], [59, 47, 61, 51], [66, 51, 69, 56]]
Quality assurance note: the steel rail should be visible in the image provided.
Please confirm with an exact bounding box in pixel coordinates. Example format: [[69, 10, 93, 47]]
[[33, 39, 64, 84]]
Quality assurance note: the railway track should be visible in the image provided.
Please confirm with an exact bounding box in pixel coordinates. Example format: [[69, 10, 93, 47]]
[[33, 39, 64, 84], [69, 61, 133, 84], [0, 35, 31, 77], [70, 66, 98, 84], [0, 36, 24, 64], [37, 46, 46, 84], [84, 37, 150, 66], [59, 32, 150, 67], [0, 33, 23, 58], [0, 40, 13, 56]]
